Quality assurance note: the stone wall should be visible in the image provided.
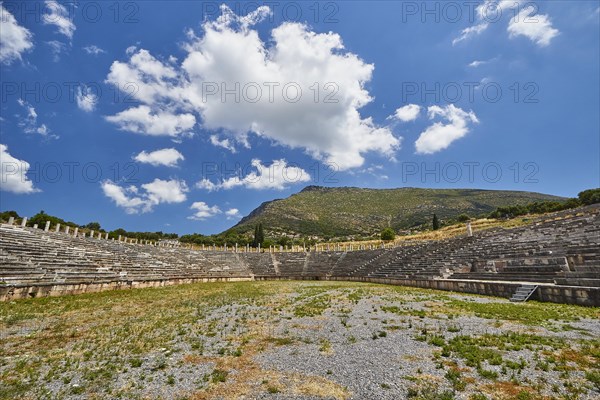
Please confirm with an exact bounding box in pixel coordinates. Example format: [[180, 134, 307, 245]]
[[2, 276, 598, 306]]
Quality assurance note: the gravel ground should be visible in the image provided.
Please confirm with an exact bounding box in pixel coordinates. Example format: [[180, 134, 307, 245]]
[[1, 281, 599, 400]]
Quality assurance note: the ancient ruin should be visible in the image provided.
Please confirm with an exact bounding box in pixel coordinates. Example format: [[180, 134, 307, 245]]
[[2, 205, 598, 306]]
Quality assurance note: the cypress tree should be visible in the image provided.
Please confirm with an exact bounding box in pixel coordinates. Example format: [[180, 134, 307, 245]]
[[253, 224, 259, 247], [257, 223, 265, 246], [432, 214, 440, 230]]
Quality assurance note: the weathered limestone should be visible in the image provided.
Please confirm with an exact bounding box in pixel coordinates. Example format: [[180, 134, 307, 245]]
[[55, 223, 60, 232], [65, 226, 70, 235], [20, 217, 27, 227], [73, 227, 79, 237], [105, 233, 109, 240], [90, 230, 95, 238], [44, 221, 50, 232], [33, 224, 38, 229], [0, 204, 598, 305], [466, 222, 473, 237], [7, 217, 14, 225]]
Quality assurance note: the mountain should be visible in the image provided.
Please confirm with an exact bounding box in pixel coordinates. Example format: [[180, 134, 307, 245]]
[[230, 186, 565, 239]]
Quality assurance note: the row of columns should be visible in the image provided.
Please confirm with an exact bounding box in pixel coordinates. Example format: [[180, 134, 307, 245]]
[[4, 217, 474, 251], [4, 217, 162, 245]]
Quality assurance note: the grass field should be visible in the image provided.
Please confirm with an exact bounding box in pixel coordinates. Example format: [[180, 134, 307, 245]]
[[1, 281, 599, 400]]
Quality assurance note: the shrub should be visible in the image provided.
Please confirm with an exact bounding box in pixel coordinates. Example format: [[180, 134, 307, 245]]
[[457, 214, 470, 222], [380, 228, 396, 241]]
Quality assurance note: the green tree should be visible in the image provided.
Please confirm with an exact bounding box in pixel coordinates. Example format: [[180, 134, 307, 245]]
[[380, 227, 395, 241], [257, 223, 265, 246], [432, 214, 440, 230], [252, 223, 265, 247], [84, 222, 101, 231], [0, 210, 20, 222], [277, 236, 291, 247], [252, 225, 259, 247], [457, 214, 470, 223], [578, 188, 600, 205]]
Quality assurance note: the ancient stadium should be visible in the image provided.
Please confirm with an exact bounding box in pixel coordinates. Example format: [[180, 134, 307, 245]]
[[1, 203, 599, 400], [2, 1, 600, 399]]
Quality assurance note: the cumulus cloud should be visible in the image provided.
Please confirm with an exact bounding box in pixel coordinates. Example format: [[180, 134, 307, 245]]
[[104, 105, 196, 136], [454, 0, 558, 47], [0, 144, 40, 194], [42, 1, 76, 39], [76, 85, 98, 112], [507, 7, 559, 47], [104, 5, 400, 169], [143, 178, 188, 204], [101, 178, 188, 213], [83, 45, 105, 55], [0, 4, 34, 65], [415, 105, 479, 154], [391, 104, 421, 122], [17, 99, 56, 138], [196, 159, 310, 191], [225, 208, 242, 219], [188, 202, 222, 220], [133, 148, 184, 167]]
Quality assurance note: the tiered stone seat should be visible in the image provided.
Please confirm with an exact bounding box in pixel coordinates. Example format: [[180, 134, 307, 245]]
[[0, 204, 598, 291], [245, 253, 278, 276], [305, 252, 345, 276], [444, 206, 600, 286], [330, 249, 389, 276], [276, 252, 308, 276]]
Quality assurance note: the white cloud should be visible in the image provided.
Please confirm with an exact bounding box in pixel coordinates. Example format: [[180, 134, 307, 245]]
[[17, 99, 57, 138], [142, 179, 188, 204], [76, 85, 98, 112], [0, 4, 34, 65], [104, 105, 196, 136], [104, 5, 400, 169], [188, 202, 222, 220], [101, 178, 188, 214], [225, 208, 241, 219], [0, 144, 40, 194], [469, 60, 486, 68], [455, 1, 558, 47], [83, 45, 105, 55], [133, 148, 184, 167], [468, 57, 499, 68], [415, 105, 479, 154], [46, 40, 67, 62], [36, 124, 49, 135], [210, 135, 237, 153], [508, 7, 559, 47], [106, 48, 181, 105], [391, 104, 421, 122], [101, 181, 149, 214], [42, 1, 76, 39], [197, 159, 311, 191], [452, 23, 489, 45], [196, 178, 218, 191]]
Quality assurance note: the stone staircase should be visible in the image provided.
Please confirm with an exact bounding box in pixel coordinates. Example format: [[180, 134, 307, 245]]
[[510, 284, 539, 302]]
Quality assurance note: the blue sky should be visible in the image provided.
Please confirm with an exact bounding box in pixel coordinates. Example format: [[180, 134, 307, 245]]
[[1, 1, 599, 234]]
